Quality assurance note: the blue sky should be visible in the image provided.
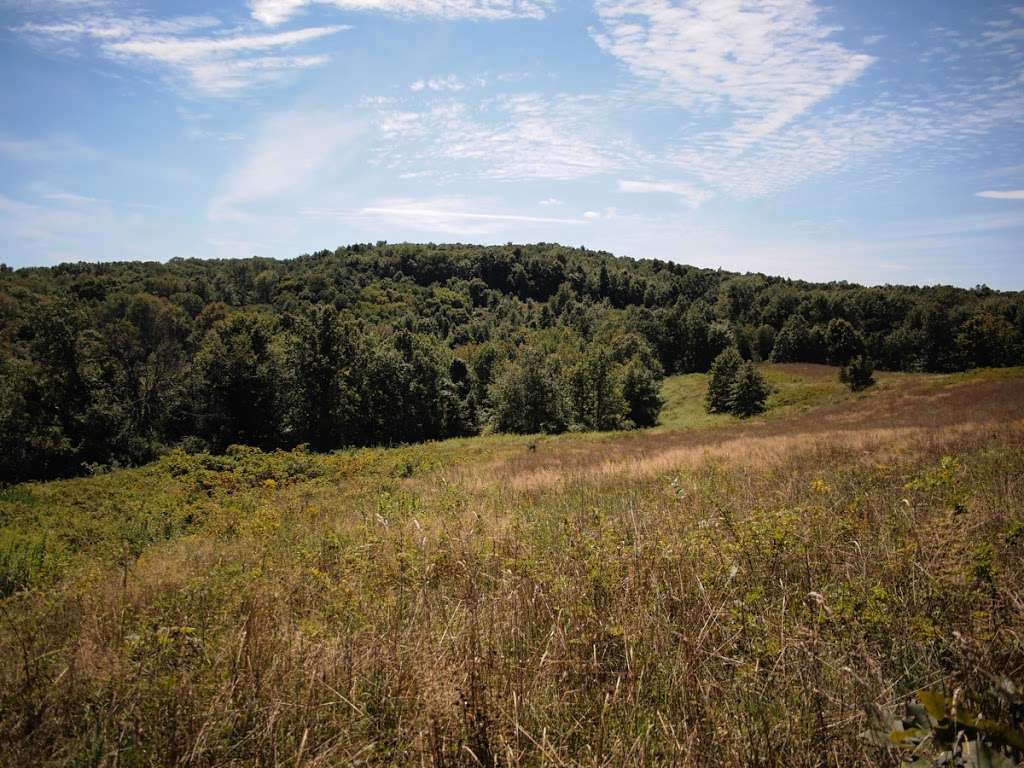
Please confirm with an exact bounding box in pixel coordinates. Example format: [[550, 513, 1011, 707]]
[[1, 0, 1022, 287]]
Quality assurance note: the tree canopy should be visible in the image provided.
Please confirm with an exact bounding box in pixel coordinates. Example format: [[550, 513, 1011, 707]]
[[1, 242, 1022, 483]]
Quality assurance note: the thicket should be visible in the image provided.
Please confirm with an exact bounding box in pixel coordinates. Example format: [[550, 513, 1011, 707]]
[[1, 241, 1022, 483]]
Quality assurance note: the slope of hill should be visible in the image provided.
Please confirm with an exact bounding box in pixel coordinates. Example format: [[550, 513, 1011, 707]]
[[2, 242, 1023, 485], [2, 365, 1023, 766]]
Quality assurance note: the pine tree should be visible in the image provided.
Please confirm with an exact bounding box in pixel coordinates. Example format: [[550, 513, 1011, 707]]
[[705, 347, 743, 413], [840, 355, 876, 391], [729, 362, 770, 418]]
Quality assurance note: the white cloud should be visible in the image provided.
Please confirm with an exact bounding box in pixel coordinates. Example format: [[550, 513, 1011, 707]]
[[376, 94, 641, 181], [661, 17, 1024, 201], [209, 112, 364, 220], [976, 190, 1024, 200], [410, 74, 465, 92], [307, 196, 588, 236], [590, 0, 874, 152], [538, 197, 563, 206], [617, 178, 713, 207], [249, 0, 551, 26], [14, 14, 346, 96]]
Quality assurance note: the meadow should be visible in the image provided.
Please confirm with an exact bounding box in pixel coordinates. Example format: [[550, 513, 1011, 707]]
[[2, 364, 1023, 766]]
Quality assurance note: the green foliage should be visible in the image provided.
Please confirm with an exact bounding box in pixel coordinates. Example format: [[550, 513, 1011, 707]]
[[840, 354, 876, 391], [620, 358, 664, 427], [490, 347, 570, 434], [1, 242, 1022, 483], [705, 347, 744, 414], [193, 311, 286, 450], [569, 346, 627, 431], [729, 362, 771, 418], [826, 317, 866, 365], [770, 314, 811, 363], [285, 304, 360, 450]]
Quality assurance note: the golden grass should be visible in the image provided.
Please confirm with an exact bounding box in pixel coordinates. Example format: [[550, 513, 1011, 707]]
[[1, 366, 1023, 766]]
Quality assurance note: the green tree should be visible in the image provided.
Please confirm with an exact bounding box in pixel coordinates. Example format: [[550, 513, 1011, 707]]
[[193, 311, 286, 449], [730, 362, 770, 418], [620, 358, 664, 427], [957, 312, 1018, 368], [770, 315, 811, 363], [825, 318, 865, 365], [754, 324, 776, 361], [705, 347, 743, 414], [490, 347, 569, 434], [840, 355, 876, 391], [569, 346, 627, 430], [286, 305, 360, 450]]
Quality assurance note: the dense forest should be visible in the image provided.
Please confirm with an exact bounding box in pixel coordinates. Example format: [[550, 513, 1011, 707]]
[[1, 242, 1022, 485]]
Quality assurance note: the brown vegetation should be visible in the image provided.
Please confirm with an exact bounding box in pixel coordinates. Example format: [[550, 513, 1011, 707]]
[[2, 367, 1023, 766]]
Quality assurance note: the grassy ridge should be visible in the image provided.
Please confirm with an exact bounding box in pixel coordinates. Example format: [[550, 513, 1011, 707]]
[[2, 365, 1023, 766]]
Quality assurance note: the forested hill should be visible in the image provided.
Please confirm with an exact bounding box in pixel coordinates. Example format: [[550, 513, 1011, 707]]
[[2, 242, 1023, 484]]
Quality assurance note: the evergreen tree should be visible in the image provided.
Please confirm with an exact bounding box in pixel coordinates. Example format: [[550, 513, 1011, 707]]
[[705, 347, 743, 414], [730, 362, 770, 418], [840, 355, 876, 391]]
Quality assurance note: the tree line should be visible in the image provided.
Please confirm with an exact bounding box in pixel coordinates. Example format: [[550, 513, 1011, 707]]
[[1, 242, 1022, 484]]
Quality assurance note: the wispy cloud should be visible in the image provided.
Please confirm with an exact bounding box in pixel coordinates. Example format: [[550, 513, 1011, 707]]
[[410, 74, 465, 92], [14, 14, 346, 95], [209, 112, 364, 220], [655, 4, 1024, 199], [249, 0, 551, 26], [617, 178, 713, 208], [309, 196, 588, 236], [976, 190, 1024, 200], [590, 0, 874, 153], [376, 93, 641, 181]]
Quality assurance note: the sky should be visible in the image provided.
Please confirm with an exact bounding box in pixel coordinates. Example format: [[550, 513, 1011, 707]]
[[1, 0, 1023, 287]]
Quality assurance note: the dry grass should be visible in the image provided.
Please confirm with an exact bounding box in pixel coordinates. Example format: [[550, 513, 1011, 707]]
[[1, 367, 1023, 766]]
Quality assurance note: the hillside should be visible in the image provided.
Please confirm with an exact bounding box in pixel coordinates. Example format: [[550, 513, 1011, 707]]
[[2, 243, 1023, 485], [2, 365, 1023, 765]]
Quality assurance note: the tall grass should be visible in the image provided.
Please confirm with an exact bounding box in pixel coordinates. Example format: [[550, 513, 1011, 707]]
[[1, 366, 1022, 766]]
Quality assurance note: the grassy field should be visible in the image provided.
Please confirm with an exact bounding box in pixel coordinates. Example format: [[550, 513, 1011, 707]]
[[2, 364, 1023, 766]]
